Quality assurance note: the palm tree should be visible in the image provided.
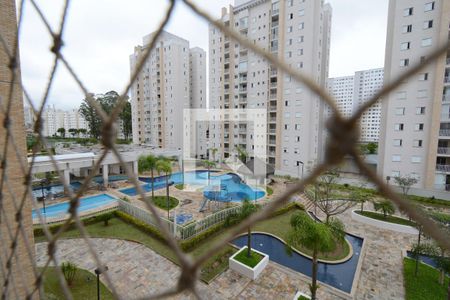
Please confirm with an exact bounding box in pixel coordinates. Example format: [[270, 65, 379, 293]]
[[239, 199, 258, 257], [146, 155, 158, 203], [286, 212, 345, 300], [210, 147, 218, 162], [156, 159, 172, 219], [202, 160, 216, 185], [373, 200, 395, 218]]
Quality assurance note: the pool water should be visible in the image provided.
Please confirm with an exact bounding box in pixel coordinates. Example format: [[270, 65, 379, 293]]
[[32, 193, 117, 219], [231, 233, 363, 293], [32, 182, 82, 199], [92, 174, 129, 184], [120, 171, 265, 201]]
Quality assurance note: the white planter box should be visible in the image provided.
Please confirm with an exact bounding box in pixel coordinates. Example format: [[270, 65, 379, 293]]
[[293, 291, 311, 300], [229, 246, 269, 280]]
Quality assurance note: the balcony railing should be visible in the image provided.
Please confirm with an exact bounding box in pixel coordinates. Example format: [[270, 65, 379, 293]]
[[439, 129, 450, 136], [445, 77, 450, 83], [268, 139, 276, 145], [436, 164, 450, 172], [269, 117, 277, 122], [437, 147, 450, 155], [443, 95, 450, 102], [270, 69, 277, 77], [270, 82, 277, 89]]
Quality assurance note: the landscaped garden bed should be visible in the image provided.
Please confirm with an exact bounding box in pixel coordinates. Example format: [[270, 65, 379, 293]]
[[229, 246, 269, 279], [403, 257, 449, 300], [151, 196, 179, 210], [355, 210, 415, 227], [293, 291, 311, 300]]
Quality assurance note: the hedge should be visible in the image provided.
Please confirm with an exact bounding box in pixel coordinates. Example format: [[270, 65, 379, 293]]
[[33, 210, 117, 237], [114, 211, 166, 243]]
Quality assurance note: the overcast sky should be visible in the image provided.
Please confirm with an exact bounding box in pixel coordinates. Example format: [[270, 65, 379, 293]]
[[19, 0, 389, 110]]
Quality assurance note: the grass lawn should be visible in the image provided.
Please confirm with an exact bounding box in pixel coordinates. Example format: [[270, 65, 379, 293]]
[[233, 248, 263, 268], [253, 209, 351, 261], [152, 196, 179, 210], [39, 266, 113, 299], [403, 258, 449, 300], [266, 186, 273, 196], [356, 210, 416, 227]]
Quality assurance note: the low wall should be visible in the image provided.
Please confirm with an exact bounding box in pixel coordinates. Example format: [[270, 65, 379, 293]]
[[351, 210, 418, 234]]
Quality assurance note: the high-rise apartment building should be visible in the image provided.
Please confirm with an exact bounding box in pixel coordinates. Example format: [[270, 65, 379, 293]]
[[189, 47, 208, 158], [209, 0, 332, 177], [130, 31, 206, 154], [378, 0, 450, 191], [327, 68, 384, 142], [1, 0, 35, 296], [41, 105, 88, 137]]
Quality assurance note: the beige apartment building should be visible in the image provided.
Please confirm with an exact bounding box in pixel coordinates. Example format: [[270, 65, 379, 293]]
[[378, 0, 450, 191], [209, 0, 332, 177], [0, 0, 35, 297], [130, 31, 206, 155]]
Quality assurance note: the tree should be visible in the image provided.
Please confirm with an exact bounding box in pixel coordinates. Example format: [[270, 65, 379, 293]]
[[350, 189, 372, 212], [394, 175, 419, 196], [239, 199, 258, 257], [286, 212, 345, 300], [210, 148, 218, 162], [78, 128, 87, 138], [235, 145, 248, 164], [61, 262, 78, 286], [156, 159, 172, 219], [68, 128, 77, 138], [373, 200, 395, 218], [120, 100, 132, 140], [366, 142, 378, 154], [57, 127, 66, 138], [202, 160, 216, 185], [310, 170, 355, 223]]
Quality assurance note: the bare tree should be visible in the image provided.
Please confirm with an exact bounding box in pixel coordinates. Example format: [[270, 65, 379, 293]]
[[310, 170, 356, 223], [393, 175, 419, 196]]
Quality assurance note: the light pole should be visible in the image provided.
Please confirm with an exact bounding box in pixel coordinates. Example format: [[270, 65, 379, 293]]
[[297, 161, 304, 179], [40, 179, 47, 215], [94, 266, 108, 300]]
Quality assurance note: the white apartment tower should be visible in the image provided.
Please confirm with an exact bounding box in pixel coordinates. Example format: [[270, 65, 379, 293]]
[[378, 0, 450, 191], [327, 68, 384, 142], [209, 0, 332, 177], [130, 31, 206, 154], [41, 105, 88, 137], [189, 47, 208, 158]]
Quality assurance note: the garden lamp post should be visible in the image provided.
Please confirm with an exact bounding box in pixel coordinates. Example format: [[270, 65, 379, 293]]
[[94, 265, 108, 300]]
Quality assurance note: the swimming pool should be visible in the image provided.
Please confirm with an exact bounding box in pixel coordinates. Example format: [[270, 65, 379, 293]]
[[119, 171, 265, 201], [231, 232, 363, 293], [32, 182, 82, 199], [32, 193, 118, 219]]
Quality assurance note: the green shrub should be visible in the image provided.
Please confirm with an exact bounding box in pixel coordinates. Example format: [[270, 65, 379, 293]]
[[114, 211, 166, 242], [179, 222, 225, 252], [61, 262, 78, 286], [97, 212, 114, 226], [266, 186, 273, 196], [174, 184, 185, 190]]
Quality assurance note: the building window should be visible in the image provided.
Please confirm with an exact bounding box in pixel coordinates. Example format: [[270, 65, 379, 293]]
[[299, 9, 305, 16], [392, 171, 400, 177], [400, 42, 411, 50], [419, 73, 429, 81], [288, 26, 293, 33], [423, 20, 433, 29], [400, 59, 410, 66], [397, 91, 407, 99], [394, 139, 403, 146], [421, 38, 432, 47], [424, 2, 435, 12], [403, 7, 413, 16], [392, 155, 401, 162], [415, 123, 424, 131], [413, 140, 423, 147], [411, 156, 422, 163], [402, 24, 413, 33], [298, 22, 305, 30], [416, 107, 426, 115], [395, 107, 405, 115], [395, 123, 404, 131], [284, 159, 288, 166]]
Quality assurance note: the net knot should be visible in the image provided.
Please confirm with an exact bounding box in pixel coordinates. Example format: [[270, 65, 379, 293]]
[[101, 122, 116, 149], [325, 116, 359, 166]]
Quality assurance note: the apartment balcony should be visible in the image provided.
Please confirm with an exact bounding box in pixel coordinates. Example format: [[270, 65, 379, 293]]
[[439, 129, 450, 137], [268, 138, 276, 145], [438, 147, 450, 155], [268, 151, 276, 157], [268, 104, 277, 112], [239, 76, 247, 83], [240, 55, 248, 62], [443, 95, 450, 102], [239, 87, 248, 93], [436, 164, 450, 172], [269, 93, 277, 100], [224, 58, 230, 64], [269, 117, 277, 123], [441, 113, 450, 121], [447, 57, 450, 65], [270, 45, 278, 53], [224, 88, 230, 94], [445, 77, 450, 84], [268, 128, 276, 134], [270, 69, 278, 77], [272, 9, 279, 16], [434, 183, 450, 191], [270, 82, 277, 89]]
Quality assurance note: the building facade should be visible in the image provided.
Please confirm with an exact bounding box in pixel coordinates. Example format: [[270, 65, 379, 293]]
[[130, 31, 206, 155], [41, 105, 88, 137], [378, 0, 450, 190], [0, 0, 36, 297], [327, 68, 384, 142], [209, 0, 332, 177]]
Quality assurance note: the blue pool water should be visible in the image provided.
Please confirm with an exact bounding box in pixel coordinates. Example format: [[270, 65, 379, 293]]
[[92, 174, 129, 184], [119, 171, 265, 201], [231, 233, 364, 293], [32, 182, 82, 199], [32, 193, 117, 219]]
